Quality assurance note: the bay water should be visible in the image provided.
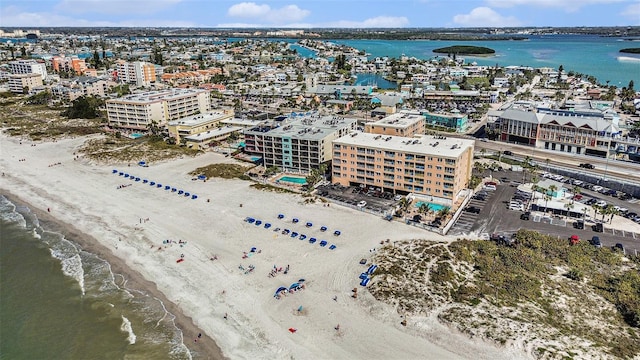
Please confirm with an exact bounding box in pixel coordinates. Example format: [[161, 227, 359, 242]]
[[0, 196, 191, 359]]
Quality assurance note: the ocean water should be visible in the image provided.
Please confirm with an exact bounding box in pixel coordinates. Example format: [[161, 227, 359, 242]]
[[335, 35, 640, 88], [0, 196, 191, 360]]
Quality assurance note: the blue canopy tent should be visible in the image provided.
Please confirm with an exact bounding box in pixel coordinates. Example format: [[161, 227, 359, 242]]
[[250, 247, 257, 252], [264, 223, 271, 229], [329, 244, 337, 250], [333, 230, 341, 236], [124, 174, 130, 178], [143, 179, 148, 183], [119, 172, 124, 176], [246, 217, 255, 223], [299, 234, 307, 240], [197, 175, 207, 180], [277, 214, 285, 219], [292, 218, 299, 223], [157, 183, 162, 188], [305, 222, 313, 227], [274, 286, 288, 297], [309, 238, 317, 244], [165, 185, 170, 190], [291, 232, 298, 238], [289, 283, 300, 291], [150, 181, 156, 186], [135, 177, 141, 181], [282, 229, 290, 235], [138, 161, 146, 166], [112, 169, 118, 174], [255, 220, 262, 226], [191, 195, 198, 199], [320, 226, 328, 232], [178, 190, 184, 195], [319, 240, 327, 247], [184, 192, 190, 197]]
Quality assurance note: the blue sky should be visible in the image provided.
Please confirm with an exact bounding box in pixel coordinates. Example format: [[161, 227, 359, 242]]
[[1, 0, 638, 28]]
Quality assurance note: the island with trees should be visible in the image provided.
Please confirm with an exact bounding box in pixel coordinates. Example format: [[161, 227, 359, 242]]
[[620, 48, 640, 54], [432, 45, 496, 55]]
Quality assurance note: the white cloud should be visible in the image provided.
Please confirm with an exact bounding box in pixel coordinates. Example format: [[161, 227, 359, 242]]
[[620, 3, 640, 20], [486, 0, 626, 12], [453, 7, 521, 27], [56, 0, 183, 14], [0, 6, 195, 27], [227, 2, 310, 24]]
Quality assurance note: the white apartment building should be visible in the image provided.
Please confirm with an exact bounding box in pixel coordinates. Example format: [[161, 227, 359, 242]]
[[9, 59, 48, 80], [116, 61, 156, 86], [106, 89, 210, 130]]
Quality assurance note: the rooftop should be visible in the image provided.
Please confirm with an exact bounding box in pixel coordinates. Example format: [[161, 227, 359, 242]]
[[184, 126, 243, 142], [334, 133, 474, 158], [168, 110, 232, 127], [368, 111, 424, 129], [108, 88, 206, 104], [247, 114, 357, 141]]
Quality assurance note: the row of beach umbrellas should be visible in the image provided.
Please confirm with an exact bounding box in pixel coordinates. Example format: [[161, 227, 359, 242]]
[[278, 214, 341, 236], [245, 216, 337, 250], [112, 169, 198, 200]]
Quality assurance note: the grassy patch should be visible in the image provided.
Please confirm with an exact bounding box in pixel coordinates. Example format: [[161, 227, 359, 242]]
[[250, 183, 295, 193], [189, 163, 252, 180]]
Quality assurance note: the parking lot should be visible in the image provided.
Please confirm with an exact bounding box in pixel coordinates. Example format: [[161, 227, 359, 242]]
[[316, 183, 399, 215]]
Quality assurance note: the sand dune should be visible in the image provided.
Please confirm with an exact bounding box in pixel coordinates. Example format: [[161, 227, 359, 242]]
[[0, 133, 529, 359]]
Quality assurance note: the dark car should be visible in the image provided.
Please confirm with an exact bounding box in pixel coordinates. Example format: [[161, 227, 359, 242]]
[[573, 220, 585, 229], [464, 206, 481, 214], [613, 243, 624, 252], [520, 211, 531, 221], [619, 193, 632, 201], [592, 223, 604, 233], [472, 194, 486, 201], [590, 236, 602, 248], [579, 163, 595, 169], [503, 150, 513, 156]]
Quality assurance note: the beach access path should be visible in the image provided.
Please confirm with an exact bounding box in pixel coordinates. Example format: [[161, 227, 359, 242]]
[[0, 133, 530, 360]]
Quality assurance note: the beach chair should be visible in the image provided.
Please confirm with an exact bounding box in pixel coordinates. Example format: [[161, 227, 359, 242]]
[[112, 169, 118, 173], [329, 245, 336, 250], [299, 234, 307, 240], [264, 223, 271, 229], [277, 214, 285, 219], [333, 230, 341, 236], [255, 220, 262, 226], [319, 240, 327, 247], [291, 232, 298, 238], [306, 222, 313, 227], [150, 181, 156, 186], [292, 218, 299, 223], [309, 237, 317, 244], [143, 179, 148, 183], [157, 183, 162, 188], [320, 226, 328, 232], [184, 192, 190, 197]]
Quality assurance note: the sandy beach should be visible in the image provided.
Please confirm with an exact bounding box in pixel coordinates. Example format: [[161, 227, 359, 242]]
[[0, 133, 530, 360]]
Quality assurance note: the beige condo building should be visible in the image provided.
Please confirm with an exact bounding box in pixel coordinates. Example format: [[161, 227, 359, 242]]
[[332, 134, 474, 205], [364, 110, 425, 137]]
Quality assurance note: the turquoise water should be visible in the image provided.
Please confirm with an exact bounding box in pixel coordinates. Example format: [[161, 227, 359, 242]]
[[414, 201, 447, 212], [335, 35, 640, 87], [279, 176, 307, 184], [351, 73, 397, 89], [130, 133, 144, 139], [0, 196, 191, 359]]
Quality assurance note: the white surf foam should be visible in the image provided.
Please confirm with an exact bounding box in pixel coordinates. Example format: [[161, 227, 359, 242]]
[[50, 249, 86, 295], [617, 56, 640, 63], [120, 316, 137, 345]]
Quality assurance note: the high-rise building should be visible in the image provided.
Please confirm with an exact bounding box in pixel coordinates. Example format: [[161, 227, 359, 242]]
[[106, 89, 210, 130], [51, 55, 88, 75], [9, 73, 43, 93], [116, 61, 157, 86], [9, 59, 48, 80]]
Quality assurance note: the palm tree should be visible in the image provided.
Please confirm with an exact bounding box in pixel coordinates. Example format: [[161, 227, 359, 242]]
[[548, 184, 558, 199], [544, 194, 552, 212], [437, 206, 450, 219], [571, 185, 582, 204], [564, 202, 574, 219], [545, 158, 551, 172], [418, 203, 431, 220], [398, 197, 411, 216], [604, 204, 617, 224]]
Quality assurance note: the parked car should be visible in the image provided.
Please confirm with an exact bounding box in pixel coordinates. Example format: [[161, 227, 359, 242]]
[[464, 206, 481, 214], [483, 184, 497, 191], [590, 236, 602, 248], [357, 200, 367, 208], [579, 163, 595, 169], [569, 234, 580, 245], [612, 243, 625, 252], [592, 223, 604, 233], [592, 185, 604, 192], [394, 194, 403, 201], [573, 220, 585, 229], [472, 194, 486, 201], [503, 150, 513, 156], [509, 203, 525, 211], [520, 211, 531, 221], [619, 193, 632, 201]]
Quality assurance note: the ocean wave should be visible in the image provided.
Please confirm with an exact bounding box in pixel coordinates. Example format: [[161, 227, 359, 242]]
[[617, 56, 640, 63], [0, 196, 27, 227], [50, 249, 86, 295], [120, 316, 137, 345]]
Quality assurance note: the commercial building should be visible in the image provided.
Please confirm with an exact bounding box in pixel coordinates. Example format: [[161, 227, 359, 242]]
[[106, 89, 210, 130], [8, 73, 43, 93], [167, 110, 234, 143], [116, 61, 156, 86], [9, 59, 47, 79], [423, 111, 468, 132], [184, 126, 244, 150], [331, 134, 474, 205], [364, 111, 425, 138], [498, 107, 620, 156], [244, 115, 358, 173]]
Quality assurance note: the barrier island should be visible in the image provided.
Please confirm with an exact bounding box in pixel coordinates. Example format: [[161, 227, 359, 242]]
[[620, 48, 640, 54], [433, 45, 495, 55]]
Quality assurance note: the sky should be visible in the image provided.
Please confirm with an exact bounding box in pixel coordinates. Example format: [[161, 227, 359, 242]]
[[0, 0, 638, 28]]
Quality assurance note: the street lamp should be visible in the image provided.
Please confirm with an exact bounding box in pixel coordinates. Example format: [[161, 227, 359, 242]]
[[602, 150, 610, 183]]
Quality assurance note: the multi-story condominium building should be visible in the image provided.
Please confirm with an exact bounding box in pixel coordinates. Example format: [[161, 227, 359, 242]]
[[116, 61, 156, 86], [183, 126, 244, 150], [423, 111, 469, 132], [106, 89, 210, 130], [364, 111, 425, 137], [9, 73, 43, 93], [9, 59, 47, 79], [167, 109, 234, 143], [160, 69, 222, 86], [498, 107, 620, 156], [332, 134, 474, 205], [244, 115, 358, 173], [51, 55, 88, 75]]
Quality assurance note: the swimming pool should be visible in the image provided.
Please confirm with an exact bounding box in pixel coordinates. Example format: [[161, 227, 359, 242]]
[[279, 176, 307, 185], [414, 201, 447, 212], [130, 133, 144, 139]]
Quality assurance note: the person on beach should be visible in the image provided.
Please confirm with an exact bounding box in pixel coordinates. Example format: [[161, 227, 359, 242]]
[[224, 313, 228, 320]]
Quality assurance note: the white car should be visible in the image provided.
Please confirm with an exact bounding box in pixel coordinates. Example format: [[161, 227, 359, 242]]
[[357, 200, 367, 208], [595, 200, 607, 207], [394, 195, 403, 201], [509, 203, 525, 211], [592, 185, 604, 192]]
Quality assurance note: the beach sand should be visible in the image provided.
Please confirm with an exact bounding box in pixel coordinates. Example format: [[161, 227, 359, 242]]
[[0, 133, 530, 360]]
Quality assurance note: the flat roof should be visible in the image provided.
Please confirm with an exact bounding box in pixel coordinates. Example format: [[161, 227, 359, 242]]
[[221, 117, 265, 127], [333, 133, 474, 158], [248, 115, 357, 141], [168, 111, 231, 127], [108, 88, 206, 104], [367, 111, 424, 129], [185, 126, 243, 142]]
